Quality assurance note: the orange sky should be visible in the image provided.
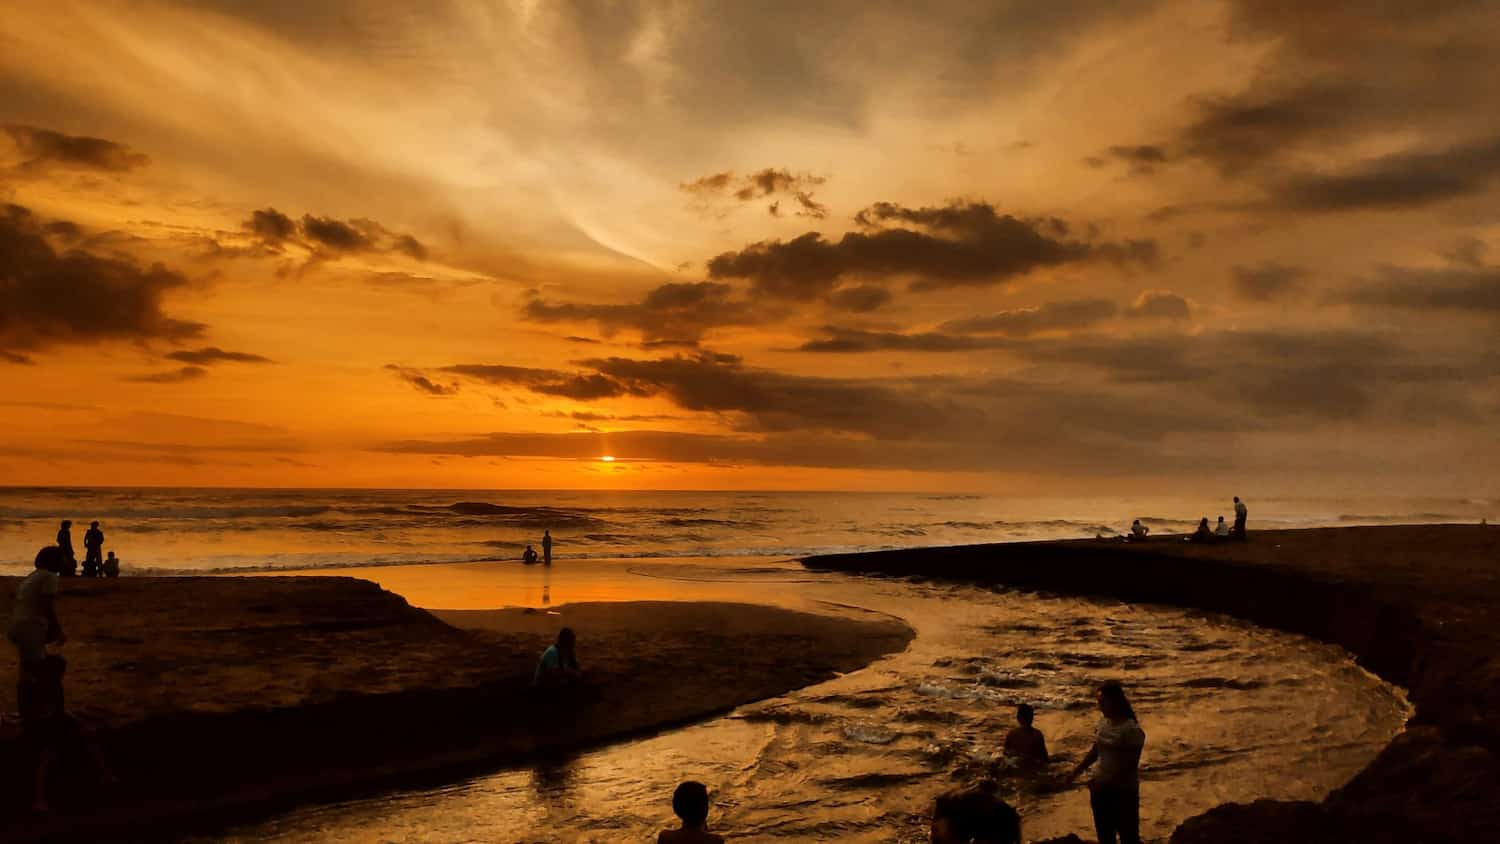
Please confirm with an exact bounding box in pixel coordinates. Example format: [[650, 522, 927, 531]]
[[2, 1, 1498, 494]]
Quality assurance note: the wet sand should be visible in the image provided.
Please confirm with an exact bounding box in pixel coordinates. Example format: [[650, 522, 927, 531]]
[[807, 524, 1500, 843], [0, 576, 911, 841]]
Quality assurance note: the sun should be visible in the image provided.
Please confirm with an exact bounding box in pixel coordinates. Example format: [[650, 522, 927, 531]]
[[600, 455, 616, 462]]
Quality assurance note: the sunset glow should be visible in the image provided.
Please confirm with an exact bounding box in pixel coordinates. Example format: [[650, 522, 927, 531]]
[[1, 2, 1497, 495]]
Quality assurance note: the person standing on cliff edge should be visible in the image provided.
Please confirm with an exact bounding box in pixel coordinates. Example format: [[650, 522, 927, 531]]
[[542, 529, 553, 566], [1232, 496, 1248, 540]]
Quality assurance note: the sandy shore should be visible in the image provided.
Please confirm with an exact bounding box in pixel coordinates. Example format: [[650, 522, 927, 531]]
[[0, 576, 911, 841], [806, 524, 1500, 843]]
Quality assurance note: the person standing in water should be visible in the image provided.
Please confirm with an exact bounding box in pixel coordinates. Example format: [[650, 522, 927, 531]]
[[1232, 495, 1248, 540], [1067, 681, 1146, 844], [82, 521, 104, 577], [542, 529, 553, 566]]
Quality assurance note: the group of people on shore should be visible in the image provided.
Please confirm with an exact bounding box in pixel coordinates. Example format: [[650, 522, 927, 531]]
[[532, 625, 1146, 843], [1126, 495, 1249, 545], [51, 519, 122, 578]]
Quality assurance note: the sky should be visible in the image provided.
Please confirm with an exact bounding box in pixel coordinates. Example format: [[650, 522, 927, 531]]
[[1, 0, 1497, 494]]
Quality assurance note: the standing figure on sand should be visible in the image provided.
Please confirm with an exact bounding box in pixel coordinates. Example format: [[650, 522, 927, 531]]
[[1067, 681, 1146, 844], [82, 521, 105, 577], [542, 529, 553, 566], [56, 521, 77, 576], [1232, 495, 1248, 540]]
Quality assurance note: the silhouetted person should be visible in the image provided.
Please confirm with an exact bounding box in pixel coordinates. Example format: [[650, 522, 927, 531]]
[[533, 627, 580, 687], [9, 546, 66, 670], [1003, 703, 1049, 767], [56, 521, 77, 576], [542, 530, 553, 566], [82, 521, 104, 577], [522, 545, 539, 564], [930, 780, 1021, 844], [1232, 495, 1248, 540], [1127, 519, 1149, 542], [1214, 516, 1230, 538], [103, 551, 120, 578], [1188, 517, 1215, 543], [21, 655, 116, 813], [1067, 681, 1146, 844], [658, 780, 725, 844]]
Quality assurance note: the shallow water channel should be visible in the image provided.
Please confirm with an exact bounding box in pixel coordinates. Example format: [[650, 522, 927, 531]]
[[211, 557, 1409, 842]]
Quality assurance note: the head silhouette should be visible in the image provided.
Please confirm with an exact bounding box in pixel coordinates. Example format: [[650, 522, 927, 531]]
[[672, 780, 710, 826], [1234, 496, 1240, 503], [60, 520, 71, 529], [1097, 681, 1137, 721], [557, 626, 575, 652], [35, 545, 65, 572], [1016, 703, 1034, 726], [1199, 517, 1209, 529], [91, 521, 99, 528]]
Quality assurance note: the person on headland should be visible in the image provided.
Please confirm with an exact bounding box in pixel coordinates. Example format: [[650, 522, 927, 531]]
[[542, 529, 553, 566], [1002, 703, 1049, 768], [522, 545, 539, 564], [1188, 517, 1215, 543], [56, 520, 77, 576], [534, 626, 581, 687], [9, 546, 67, 670], [1127, 520, 1149, 542], [1067, 681, 1146, 844], [930, 779, 1021, 844], [658, 780, 725, 844], [103, 551, 120, 578], [1231, 496, 1248, 540], [21, 654, 117, 813], [1214, 516, 1230, 538], [82, 521, 105, 577]]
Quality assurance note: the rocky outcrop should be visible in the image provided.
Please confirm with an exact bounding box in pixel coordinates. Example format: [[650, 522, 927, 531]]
[[805, 525, 1500, 842]]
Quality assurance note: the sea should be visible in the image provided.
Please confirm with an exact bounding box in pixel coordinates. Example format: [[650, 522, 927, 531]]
[[0, 486, 1492, 574]]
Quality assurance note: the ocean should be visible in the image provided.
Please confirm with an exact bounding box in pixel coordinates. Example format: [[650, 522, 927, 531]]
[[0, 486, 1492, 574]]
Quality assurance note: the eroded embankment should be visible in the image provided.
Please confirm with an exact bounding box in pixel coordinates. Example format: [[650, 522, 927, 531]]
[[805, 525, 1500, 843], [0, 576, 912, 842]]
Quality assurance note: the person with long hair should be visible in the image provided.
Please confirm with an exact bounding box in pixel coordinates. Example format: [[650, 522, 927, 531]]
[[1066, 681, 1146, 844]]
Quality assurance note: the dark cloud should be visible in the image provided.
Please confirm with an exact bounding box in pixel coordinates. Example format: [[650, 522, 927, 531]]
[[679, 171, 734, 194], [440, 363, 634, 401], [681, 168, 829, 218], [240, 207, 428, 259], [1269, 137, 1500, 212], [793, 191, 828, 219], [523, 281, 752, 343], [2, 351, 35, 365], [941, 298, 1118, 336], [384, 364, 460, 396], [165, 347, 275, 365], [1341, 265, 1500, 313], [1089, 144, 1170, 175], [1231, 263, 1306, 302], [0, 204, 204, 354], [708, 200, 1157, 297], [126, 366, 208, 384], [1125, 290, 1191, 320], [2, 124, 150, 173], [827, 284, 892, 313], [1177, 85, 1366, 175], [798, 328, 1008, 354]]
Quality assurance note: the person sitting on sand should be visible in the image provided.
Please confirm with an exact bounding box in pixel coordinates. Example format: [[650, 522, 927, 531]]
[[9, 546, 66, 670], [1188, 517, 1215, 543], [522, 545, 539, 564], [930, 779, 1021, 844], [103, 551, 120, 578], [1002, 703, 1049, 767], [1127, 520, 1149, 542], [1214, 516, 1230, 538], [534, 627, 581, 687], [658, 780, 725, 844], [21, 654, 117, 813]]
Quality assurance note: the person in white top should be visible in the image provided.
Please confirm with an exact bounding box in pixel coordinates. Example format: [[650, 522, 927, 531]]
[[1232, 496, 1248, 540], [1214, 516, 1230, 537], [9, 546, 67, 666], [1067, 681, 1146, 844]]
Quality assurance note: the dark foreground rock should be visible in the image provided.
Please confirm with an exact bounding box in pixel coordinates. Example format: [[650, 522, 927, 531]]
[[806, 525, 1500, 843]]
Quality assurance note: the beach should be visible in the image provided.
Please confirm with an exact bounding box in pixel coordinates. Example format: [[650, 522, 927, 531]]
[[807, 524, 1500, 842], [0, 575, 912, 841]]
